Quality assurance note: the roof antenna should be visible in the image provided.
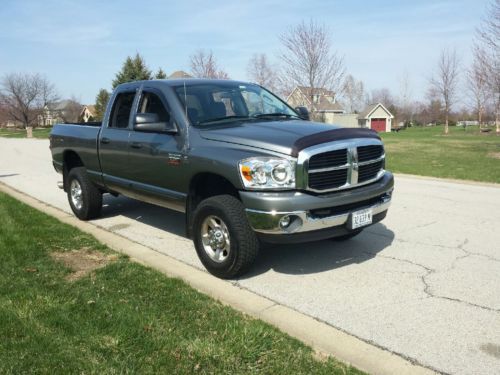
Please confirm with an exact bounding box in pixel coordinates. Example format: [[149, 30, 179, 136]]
[[183, 80, 190, 152]]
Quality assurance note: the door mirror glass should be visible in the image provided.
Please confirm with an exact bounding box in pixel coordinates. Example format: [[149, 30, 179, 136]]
[[134, 113, 177, 133], [295, 106, 310, 121]]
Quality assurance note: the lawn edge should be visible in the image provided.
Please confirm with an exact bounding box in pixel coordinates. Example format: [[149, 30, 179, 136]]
[[0, 182, 435, 375]]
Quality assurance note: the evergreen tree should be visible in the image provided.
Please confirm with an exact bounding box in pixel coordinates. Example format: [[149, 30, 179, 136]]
[[155, 68, 167, 79], [112, 53, 152, 88], [94, 89, 110, 121]]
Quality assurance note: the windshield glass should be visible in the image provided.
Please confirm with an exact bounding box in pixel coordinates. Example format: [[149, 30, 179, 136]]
[[174, 82, 299, 126]]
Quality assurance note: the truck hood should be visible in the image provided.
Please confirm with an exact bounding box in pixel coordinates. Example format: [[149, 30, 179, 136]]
[[198, 120, 341, 155]]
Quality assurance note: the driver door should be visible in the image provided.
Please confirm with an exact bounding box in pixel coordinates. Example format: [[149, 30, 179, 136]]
[[126, 87, 186, 212]]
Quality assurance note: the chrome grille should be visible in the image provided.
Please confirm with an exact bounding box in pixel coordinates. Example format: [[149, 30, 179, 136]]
[[300, 140, 385, 193]]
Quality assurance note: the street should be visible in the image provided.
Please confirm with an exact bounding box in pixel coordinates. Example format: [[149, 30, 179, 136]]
[[1, 137, 499, 375]]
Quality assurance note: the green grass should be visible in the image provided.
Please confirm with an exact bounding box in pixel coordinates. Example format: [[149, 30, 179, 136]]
[[0, 192, 361, 374], [0, 127, 51, 139], [380, 125, 500, 183]]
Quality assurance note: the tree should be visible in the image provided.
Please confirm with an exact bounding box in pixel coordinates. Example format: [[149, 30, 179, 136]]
[[341, 74, 364, 113], [368, 88, 395, 108], [474, 0, 500, 133], [94, 89, 110, 121], [60, 96, 82, 123], [190, 50, 229, 79], [1, 73, 58, 137], [155, 68, 167, 79], [467, 59, 491, 127], [112, 53, 152, 89], [430, 48, 460, 134], [397, 72, 414, 123], [279, 19, 345, 109], [246, 53, 277, 91]]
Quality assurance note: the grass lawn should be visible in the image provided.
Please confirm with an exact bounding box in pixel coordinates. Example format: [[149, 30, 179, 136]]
[[0, 127, 51, 139], [0, 191, 361, 374], [380, 125, 500, 183]]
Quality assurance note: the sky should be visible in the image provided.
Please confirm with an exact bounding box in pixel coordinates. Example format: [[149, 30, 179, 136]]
[[0, 0, 491, 105]]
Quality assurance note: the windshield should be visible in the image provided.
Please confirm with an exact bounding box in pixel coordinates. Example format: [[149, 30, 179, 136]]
[[174, 82, 299, 127]]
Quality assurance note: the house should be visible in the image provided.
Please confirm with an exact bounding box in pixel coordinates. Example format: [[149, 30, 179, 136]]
[[80, 105, 96, 122], [38, 100, 83, 126], [358, 103, 393, 132], [286, 86, 344, 122]]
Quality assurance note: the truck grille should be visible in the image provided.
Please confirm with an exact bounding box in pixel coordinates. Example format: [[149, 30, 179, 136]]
[[305, 144, 384, 192]]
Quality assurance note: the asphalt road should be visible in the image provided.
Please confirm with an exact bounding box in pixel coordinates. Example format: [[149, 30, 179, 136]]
[[1, 137, 499, 375]]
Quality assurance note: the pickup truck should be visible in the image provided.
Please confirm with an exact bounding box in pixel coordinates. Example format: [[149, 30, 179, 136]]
[[50, 79, 393, 278]]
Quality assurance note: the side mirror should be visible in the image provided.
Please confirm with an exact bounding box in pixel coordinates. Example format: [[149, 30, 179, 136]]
[[134, 113, 176, 134], [295, 106, 310, 121]]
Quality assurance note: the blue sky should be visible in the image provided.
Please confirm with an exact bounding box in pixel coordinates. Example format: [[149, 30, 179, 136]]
[[0, 0, 489, 104]]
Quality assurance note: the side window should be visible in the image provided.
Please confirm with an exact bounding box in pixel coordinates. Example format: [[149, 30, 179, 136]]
[[109, 92, 135, 129], [138, 91, 170, 123]]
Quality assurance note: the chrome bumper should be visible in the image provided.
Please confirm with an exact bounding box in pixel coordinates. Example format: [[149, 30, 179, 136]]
[[245, 195, 391, 234]]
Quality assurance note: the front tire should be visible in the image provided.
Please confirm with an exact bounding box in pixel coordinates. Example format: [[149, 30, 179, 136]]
[[192, 195, 259, 279], [67, 167, 102, 220]]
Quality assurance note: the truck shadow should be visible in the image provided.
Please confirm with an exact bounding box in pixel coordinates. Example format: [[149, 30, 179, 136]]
[[100, 195, 186, 237], [241, 224, 395, 278], [99, 195, 395, 277]]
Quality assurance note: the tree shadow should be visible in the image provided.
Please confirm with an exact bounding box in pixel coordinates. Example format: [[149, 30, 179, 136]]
[[240, 223, 395, 278], [100, 194, 186, 237]]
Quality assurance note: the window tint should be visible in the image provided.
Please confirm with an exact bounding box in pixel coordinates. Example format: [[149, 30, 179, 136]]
[[138, 91, 170, 122], [110, 92, 135, 129]]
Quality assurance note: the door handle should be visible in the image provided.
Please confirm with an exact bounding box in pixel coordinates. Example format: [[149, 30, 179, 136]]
[[101, 137, 110, 144], [130, 142, 142, 149]]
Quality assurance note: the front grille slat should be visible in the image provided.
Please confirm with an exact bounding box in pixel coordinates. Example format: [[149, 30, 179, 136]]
[[308, 169, 347, 190], [306, 143, 384, 192], [309, 149, 347, 170], [358, 145, 384, 162]]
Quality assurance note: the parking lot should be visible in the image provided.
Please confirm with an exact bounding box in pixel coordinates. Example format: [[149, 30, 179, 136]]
[[1, 137, 499, 375]]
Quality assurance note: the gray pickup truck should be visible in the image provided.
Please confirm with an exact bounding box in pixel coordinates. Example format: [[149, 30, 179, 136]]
[[50, 79, 393, 278]]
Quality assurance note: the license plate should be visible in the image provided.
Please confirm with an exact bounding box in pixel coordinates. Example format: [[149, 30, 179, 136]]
[[350, 208, 373, 229]]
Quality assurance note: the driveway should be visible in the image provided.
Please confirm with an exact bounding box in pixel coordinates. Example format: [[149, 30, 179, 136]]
[[1, 137, 499, 375]]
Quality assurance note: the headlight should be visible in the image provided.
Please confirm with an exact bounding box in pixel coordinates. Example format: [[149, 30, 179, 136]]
[[239, 157, 295, 189]]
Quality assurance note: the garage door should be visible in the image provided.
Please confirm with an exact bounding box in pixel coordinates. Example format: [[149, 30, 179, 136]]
[[371, 118, 386, 132]]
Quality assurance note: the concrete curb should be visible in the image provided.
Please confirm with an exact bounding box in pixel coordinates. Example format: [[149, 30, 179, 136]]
[[0, 182, 435, 375]]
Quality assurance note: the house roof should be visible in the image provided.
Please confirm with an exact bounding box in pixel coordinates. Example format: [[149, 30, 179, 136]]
[[85, 105, 96, 115], [288, 85, 343, 112], [314, 97, 344, 112], [48, 100, 73, 111], [296, 86, 335, 97], [168, 70, 193, 79], [359, 103, 393, 119]]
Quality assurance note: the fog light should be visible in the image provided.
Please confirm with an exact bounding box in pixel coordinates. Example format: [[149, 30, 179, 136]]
[[279, 215, 291, 229]]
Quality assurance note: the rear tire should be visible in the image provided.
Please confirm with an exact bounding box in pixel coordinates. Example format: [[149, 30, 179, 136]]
[[331, 229, 363, 241], [192, 195, 259, 279], [67, 167, 102, 220]]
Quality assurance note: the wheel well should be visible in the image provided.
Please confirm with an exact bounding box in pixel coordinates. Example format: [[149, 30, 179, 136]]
[[62, 151, 84, 191], [186, 173, 239, 238]]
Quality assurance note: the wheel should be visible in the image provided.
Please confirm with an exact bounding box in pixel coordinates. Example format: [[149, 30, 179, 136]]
[[67, 167, 102, 220], [331, 229, 363, 241], [192, 195, 259, 279]]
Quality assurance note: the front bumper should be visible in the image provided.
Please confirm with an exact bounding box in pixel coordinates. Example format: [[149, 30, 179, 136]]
[[240, 171, 393, 243]]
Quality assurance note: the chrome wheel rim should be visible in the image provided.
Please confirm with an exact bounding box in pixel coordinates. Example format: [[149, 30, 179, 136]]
[[200, 215, 230, 263], [70, 179, 83, 210]]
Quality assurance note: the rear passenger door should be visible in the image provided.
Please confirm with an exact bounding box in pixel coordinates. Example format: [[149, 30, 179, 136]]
[[126, 87, 186, 212], [99, 89, 137, 193]]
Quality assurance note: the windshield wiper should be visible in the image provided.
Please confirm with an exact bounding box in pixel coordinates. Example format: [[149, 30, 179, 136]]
[[198, 115, 253, 125], [252, 113, 300, 119]]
